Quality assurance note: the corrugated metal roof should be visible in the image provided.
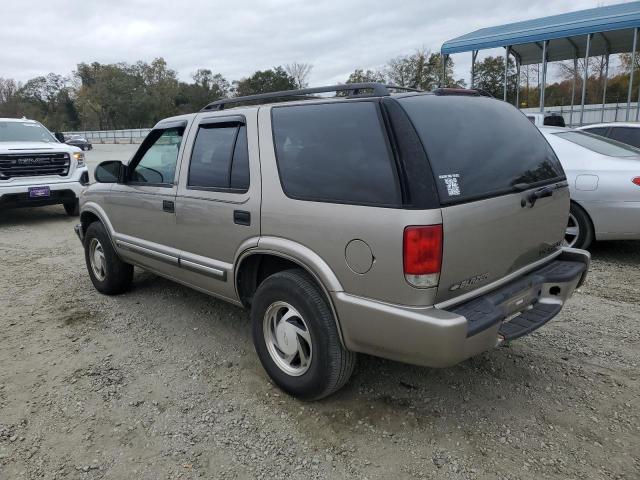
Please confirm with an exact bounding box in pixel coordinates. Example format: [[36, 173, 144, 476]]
[[442, 2, 640, 65]]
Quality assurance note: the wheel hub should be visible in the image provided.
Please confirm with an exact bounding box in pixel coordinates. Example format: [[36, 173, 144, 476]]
[[89, 238, 106, 281], [263, 301, 312, 376], [564, 212, 580, 248]]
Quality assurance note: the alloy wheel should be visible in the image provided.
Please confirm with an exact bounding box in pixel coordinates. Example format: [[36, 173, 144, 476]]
[[263, 301, 312, 376]]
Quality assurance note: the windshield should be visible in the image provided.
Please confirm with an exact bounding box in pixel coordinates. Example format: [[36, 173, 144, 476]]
[[0, 121, 58, 143], [554, 131, 640, 157]]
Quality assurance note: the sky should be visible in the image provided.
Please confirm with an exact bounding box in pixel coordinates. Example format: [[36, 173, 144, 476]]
[[0, 0, 631, 87]]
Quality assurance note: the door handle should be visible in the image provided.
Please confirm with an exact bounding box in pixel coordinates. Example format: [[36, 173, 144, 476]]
[[163, 200, 175, 213], [233, 210, 251, 226]]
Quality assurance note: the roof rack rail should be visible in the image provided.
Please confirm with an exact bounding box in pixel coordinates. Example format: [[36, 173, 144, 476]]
[[201, 83, 422, 111], [432, 87, 494, 98]]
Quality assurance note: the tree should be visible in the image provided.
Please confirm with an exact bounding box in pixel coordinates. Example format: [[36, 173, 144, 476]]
[[176, 69, 229, 112], [475, 55, 516, 99], [386, 50, 460, 90], [345, 68, 385, 84], [285, 62, 313, 89], [233, 66, 297, 97]]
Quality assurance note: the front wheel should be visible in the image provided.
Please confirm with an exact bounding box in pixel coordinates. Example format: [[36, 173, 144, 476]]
[[251, 269, 356, 400], [565, 203, 594, 249], [84, 222, 133, 295]]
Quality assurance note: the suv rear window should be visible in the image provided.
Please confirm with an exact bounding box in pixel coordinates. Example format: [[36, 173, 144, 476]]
[[399, 95, 564, 204], [271, 102, 401, 207]]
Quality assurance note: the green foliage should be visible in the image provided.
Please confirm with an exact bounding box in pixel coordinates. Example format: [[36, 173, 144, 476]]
[[474, 55, 517, 99], [345, 68, 386, 84], [6, 51, 636, 132], [346, 50, 464, 89], [233, 67, 297, 97]]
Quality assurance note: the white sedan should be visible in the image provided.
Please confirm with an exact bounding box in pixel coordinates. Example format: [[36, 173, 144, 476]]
[[540, 126, 640, 249]]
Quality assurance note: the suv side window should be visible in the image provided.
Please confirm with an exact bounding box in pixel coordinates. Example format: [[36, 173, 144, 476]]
[[188, 124, 250, 192], [129, 127, 184, 185], [271, 102, 401, 206]]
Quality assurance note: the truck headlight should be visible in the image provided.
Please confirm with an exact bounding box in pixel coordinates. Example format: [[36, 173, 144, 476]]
[[73, 152, 85, 167]]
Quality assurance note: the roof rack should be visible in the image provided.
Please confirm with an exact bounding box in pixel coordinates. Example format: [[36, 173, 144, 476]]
[[432, 87, 494, 98], [201, 83, 422, 111]]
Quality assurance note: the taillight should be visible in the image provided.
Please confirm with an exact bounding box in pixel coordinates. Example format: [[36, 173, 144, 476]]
[[403, 225, 443, 288], [633, 177, 640, 187]]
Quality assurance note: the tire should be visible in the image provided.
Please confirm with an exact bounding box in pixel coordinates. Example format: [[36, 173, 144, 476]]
[[84, 222, 133, 295], [63, 200, 79, 216], [251, 269, 356, 400], [565, 202, 594, 250]]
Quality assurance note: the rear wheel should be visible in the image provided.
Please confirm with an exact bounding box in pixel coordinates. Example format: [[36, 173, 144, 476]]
[[251, 269, 356, 400], [565, 202, 594, 249], [84, 222, 133, 295], [63, 200, 79, 216]]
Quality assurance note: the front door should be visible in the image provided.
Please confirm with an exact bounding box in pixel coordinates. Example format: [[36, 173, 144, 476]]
[[173, 110, 261, 301], [107, 121, 188, 272]]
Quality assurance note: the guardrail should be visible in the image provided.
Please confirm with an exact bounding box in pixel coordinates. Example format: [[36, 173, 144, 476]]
[[62, 128, 151, 144]]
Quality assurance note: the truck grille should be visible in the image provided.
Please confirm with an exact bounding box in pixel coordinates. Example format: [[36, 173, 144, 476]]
[[0, 152, 70, 179]]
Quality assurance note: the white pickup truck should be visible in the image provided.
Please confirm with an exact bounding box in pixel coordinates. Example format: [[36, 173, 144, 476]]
[[0, 118, 89, 215], [524, 112, 566, 127]]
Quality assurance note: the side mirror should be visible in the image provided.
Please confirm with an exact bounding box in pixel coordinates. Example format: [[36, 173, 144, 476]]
[[54, 132, 66, 143], [95, 160, 126, 183]]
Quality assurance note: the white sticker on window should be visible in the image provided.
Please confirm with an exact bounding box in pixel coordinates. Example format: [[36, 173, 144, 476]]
[[439, 174, 461, 196]]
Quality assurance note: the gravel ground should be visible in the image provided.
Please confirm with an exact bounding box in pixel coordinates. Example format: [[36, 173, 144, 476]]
[[0, 146, 639, 479]]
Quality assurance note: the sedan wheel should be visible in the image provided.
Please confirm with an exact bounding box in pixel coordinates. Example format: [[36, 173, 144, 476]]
[[564, 212, 580, 247]]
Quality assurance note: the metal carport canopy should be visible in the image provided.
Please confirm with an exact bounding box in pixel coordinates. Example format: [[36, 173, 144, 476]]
[[441, 2, 640, 65]]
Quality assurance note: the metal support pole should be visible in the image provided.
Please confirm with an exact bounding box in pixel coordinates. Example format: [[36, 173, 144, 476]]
[[504, 46, 510, 101], [579, 33, 592, 126], [471, 50, 478, 89], [636, 80, 640, 121], [440, 54, 448, 87], [570, 56, 577, 126], [602, 54, 610, 123], [515, 56, 521, 108], [626, 27, 638, 121], [539, 41, 548, 112]]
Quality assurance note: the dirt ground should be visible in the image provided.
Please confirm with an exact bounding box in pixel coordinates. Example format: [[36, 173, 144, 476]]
[[1, 146, 639, 479]]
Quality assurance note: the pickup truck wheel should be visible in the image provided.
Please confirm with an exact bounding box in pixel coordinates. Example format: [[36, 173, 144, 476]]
[[84, 222, 133, 295], [565, 203, 594, 249], [251, 269, 355, 400], [63, 200, 79, 216]]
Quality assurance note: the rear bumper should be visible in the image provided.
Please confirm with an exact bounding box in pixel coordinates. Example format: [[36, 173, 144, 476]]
[[0, 168, 89, 208], [333, 248, 590, 367]]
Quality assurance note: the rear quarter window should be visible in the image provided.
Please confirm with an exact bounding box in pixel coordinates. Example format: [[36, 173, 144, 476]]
[[607, 127, 640, 148], [271, 101, 401, 207], [555, 130, 640, 157], [399, 95, 564, 204]]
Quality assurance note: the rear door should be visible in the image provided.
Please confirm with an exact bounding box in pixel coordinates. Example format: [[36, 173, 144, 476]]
[[173, 109, 260, 300], [398, 95, 568, 303]]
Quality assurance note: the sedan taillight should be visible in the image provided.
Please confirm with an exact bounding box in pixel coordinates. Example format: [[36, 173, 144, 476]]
[[403, 225, 443, 288], [633, 177, 640, 187]]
